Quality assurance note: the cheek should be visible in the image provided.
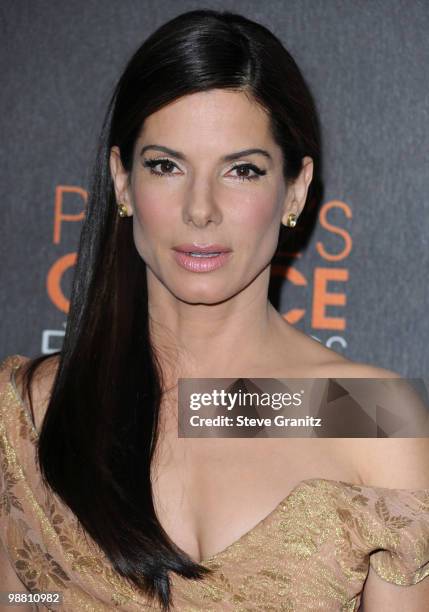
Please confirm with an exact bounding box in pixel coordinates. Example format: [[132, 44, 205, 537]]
[[230, 189, 281, 235], [129, 186, 172, 263], [130, 180, 283, 254], [132, 187, 169, 236]]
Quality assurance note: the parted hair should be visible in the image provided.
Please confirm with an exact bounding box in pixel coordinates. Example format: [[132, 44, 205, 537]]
[[21, 9, 321, 610]]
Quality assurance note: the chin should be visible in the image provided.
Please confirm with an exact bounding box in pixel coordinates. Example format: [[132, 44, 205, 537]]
[[171, 282, 235, 306]]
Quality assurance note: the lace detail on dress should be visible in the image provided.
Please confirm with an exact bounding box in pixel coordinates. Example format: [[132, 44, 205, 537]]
[[1, 354, 429, 611]]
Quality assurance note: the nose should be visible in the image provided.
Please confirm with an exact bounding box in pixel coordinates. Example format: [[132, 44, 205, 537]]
[[183, 175, 222, 228]]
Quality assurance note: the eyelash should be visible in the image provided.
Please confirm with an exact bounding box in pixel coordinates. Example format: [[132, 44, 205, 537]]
[[142, 157, 267, 182]]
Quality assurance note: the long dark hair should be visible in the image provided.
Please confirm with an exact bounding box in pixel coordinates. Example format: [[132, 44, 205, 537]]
[[22, 9, 321, 610]]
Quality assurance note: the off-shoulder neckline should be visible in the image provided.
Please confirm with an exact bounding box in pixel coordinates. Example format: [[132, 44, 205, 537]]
[[9, 358, 39, 437], [196, 477, 429, 565], [4, 354, 429, 567]]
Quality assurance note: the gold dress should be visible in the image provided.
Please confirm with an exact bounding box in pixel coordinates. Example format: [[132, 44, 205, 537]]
[[1, 355, 429, 611]]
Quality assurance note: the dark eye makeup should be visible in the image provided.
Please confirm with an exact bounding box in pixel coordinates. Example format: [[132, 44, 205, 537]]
[[142, 157, 267, 182]]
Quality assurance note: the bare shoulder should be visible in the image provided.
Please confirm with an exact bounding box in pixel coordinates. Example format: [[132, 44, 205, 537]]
[[279, 322, 403, 379], [315, 358, 429, 490], [275, 328, 422, 486], [318, 359, 402, 379], [13, 353, 61, 431]]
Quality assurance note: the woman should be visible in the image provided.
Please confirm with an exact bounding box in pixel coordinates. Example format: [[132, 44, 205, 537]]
[[1, 8, 428, 611]]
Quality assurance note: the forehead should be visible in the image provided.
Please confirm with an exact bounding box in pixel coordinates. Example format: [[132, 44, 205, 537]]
[[138, 89, 275, 149]]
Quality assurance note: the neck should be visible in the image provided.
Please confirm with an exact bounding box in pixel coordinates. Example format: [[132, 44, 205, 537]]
[[147, 267, 286, 381]]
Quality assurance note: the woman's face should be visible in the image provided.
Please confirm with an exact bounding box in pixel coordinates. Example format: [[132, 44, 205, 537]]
[[110, 88, 312, 305]]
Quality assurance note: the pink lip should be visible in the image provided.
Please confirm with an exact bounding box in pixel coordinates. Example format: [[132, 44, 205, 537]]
[[172, 250, 232, 272], [173, 243, 231, 253]]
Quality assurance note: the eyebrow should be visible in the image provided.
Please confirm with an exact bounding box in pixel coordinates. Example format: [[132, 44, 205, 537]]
[[139, 144, 272, 163]]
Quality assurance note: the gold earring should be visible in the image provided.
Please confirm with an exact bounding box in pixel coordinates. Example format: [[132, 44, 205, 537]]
[[284, 213, 297, 227], [117, 202, 128, 217]]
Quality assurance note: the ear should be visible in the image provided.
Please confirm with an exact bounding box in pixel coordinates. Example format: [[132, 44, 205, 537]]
[[281, 156, 313, 225], [109, 146, 134, 216]]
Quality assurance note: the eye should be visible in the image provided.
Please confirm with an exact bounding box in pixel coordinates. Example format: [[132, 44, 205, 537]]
[[142, 157, 182, 177], [227, 163, 267, 182]]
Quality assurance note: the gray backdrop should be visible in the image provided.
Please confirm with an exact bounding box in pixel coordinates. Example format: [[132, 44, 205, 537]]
[[1, 0, 428, 376]]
